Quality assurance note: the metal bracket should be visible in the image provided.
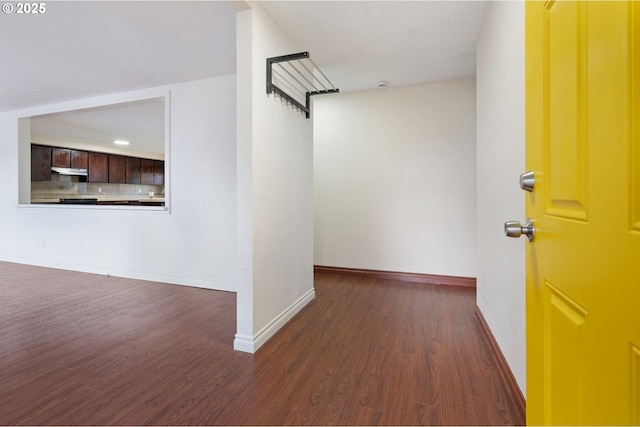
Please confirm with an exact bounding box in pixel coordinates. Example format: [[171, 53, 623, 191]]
[[266, 51, 339, 119]]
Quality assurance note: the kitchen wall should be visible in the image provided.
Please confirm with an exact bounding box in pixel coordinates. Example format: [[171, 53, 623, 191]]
[[29, 136, 165, 202], [476, 1, 526, 396], [234, 2, 315, 353], [313, 79, 477, 279], [0, 75, 237, 291]]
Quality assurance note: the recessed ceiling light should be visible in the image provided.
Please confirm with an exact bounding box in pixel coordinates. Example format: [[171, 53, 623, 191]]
[[114, 140, 130, 146]]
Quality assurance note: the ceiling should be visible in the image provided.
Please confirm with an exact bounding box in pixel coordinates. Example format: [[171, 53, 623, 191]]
[[0, 1, 487, 150], [30, 98, 166, 154], [261, 1, 488, 93], [0, 1, 237, 113]]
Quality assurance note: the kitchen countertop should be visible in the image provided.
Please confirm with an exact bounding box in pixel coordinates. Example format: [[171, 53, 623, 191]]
[[31, 197, 165, 204]]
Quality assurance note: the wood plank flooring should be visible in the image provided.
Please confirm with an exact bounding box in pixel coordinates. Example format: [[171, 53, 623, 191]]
[[0, 262, 524, 425]]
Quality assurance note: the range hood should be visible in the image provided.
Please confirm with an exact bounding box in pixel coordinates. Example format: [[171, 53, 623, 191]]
[[51, 167, 88, 176]]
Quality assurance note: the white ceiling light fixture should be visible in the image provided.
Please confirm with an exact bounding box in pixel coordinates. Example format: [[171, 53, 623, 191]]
[[114, 139, 130, 146], [376, 80, 389, 89]]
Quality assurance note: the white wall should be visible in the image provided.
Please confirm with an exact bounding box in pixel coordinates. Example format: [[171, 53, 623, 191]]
[[0, 76, 237, 291], [235, 3, 315, 353], [476, 1, 526, 395], [313, 79, 477, 278]]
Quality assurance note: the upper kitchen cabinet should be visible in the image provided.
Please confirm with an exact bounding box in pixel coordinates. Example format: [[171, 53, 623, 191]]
[[141, 159, 154, 185], [71, 150, 88, 169], [108, 154, 126, 184], [32, 144, 163, 186], [153, 160, 164, 186], [31, 145, 51, 181], [51, 148, 70, 168], [52, 148, 88, 169], [141, 159, 164, 185], [88, 152, 108, 183], [126, 157, 141, 184]]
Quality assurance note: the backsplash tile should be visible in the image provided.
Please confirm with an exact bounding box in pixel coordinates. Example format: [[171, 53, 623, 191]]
[[31, 175, 164, 200]]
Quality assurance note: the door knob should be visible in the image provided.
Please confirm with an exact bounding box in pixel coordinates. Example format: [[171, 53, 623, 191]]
[[504, 218, 535, 242], [520, 171, 535, 192]]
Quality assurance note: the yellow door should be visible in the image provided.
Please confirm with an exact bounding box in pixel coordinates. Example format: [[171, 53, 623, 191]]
[[525, 1, 640, 425]]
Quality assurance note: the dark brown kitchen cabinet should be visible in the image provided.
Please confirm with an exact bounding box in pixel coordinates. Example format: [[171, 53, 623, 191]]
[[141, 159, 154, 185], [153, 160, 164, 186], [125, 157, 141, 184], [32, 143, 164, 186], [52, 148, 88, 169], [71, 150, 88, 169], [51, 148, 71, 168], [88, 152, 108, 183], [31, 145, 51, 181], [108, 155, 126, 183]]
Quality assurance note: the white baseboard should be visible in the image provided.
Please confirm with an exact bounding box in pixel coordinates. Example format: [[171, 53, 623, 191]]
[[233, 287, 316, 354], [233, 334, 256, 353]]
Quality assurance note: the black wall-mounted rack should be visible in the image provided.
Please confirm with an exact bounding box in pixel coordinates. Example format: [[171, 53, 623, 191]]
[[266, 51, 339, 119]]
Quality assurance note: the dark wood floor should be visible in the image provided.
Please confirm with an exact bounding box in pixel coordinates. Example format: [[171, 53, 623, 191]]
[[0, 261, 524, 425]]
